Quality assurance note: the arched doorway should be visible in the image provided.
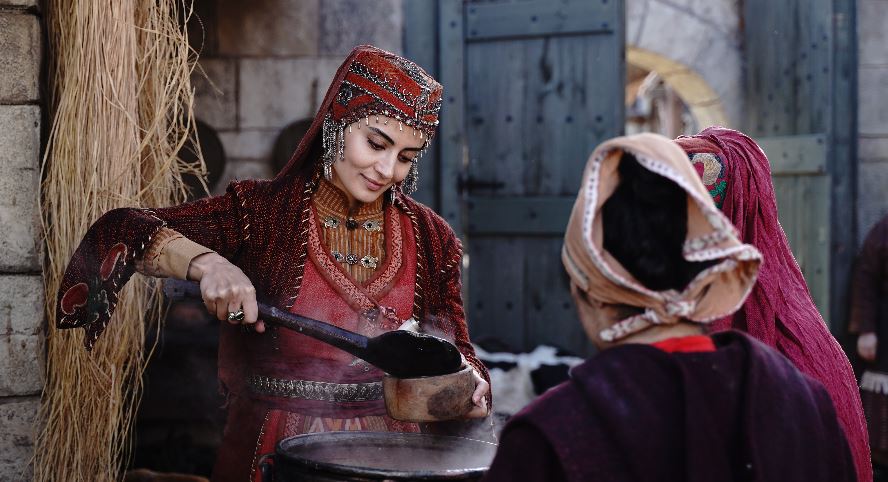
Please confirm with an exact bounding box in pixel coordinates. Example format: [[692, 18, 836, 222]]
[[626, 47, 729, 136]]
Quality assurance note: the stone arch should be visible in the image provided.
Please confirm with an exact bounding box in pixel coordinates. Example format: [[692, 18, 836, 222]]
[[627, 47, 728, 129], [627, 0, 743, 128]]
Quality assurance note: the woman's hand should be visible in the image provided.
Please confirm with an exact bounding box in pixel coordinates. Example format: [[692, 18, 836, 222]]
[[858, 332, 878, 362], [464, 366, 490, 419], [187, 252, 264, 333]]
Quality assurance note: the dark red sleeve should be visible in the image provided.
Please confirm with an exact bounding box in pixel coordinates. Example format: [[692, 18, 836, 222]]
[[432, 234, 491, 401], [483, 422, 567, 482], [849, 216, 888, 334], [57, 182, 249, 349]]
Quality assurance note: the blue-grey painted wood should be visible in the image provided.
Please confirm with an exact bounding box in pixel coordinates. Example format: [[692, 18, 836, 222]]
[[457, 0, 624, 355], [467, 197, 573, 235], [468, 238, 527, 351], [829, 0, 858, 339], [758, 134, 828, 174], [403, 0, 441, 210], [757, 133, 832, 323], [772, 173, 832, 320], [744, 0, 832, 136], [742, 0, 857, 331], [523, 238, 596, 355], [438, 0, 467, 231], [465, 0, 616, 41]]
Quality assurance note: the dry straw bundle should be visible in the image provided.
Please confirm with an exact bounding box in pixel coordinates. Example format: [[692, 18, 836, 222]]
[[38, 1, 204, 480]]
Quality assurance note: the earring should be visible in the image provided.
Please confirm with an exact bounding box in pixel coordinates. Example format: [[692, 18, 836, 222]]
[[401, 162, 419, 195], [321, 117, 345, 181], [321, 116, 336, 181], [337, 125, 345, 172], [389, 184, 399, 204]]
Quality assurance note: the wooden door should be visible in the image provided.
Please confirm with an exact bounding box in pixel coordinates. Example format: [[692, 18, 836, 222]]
[[758, 135, 831, 318], [435, 0, 625, 355], [743, 0, 857, 332]]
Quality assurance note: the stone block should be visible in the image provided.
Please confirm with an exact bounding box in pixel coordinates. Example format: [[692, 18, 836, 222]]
[[315, 56, 345, 106], [0, 106, 39, 169], [239, 58, 332, 129], [194, 58, 237, 130], [859, 67, 888, 135], [0, 334, 42, 396], [0, 12, 40, 103], [0, 397, 38, 481], [0, 106, 41, 272], [0, 276, 42, 336], [319, 0, 402, 56], [858, 161, 888, 247], [859, 136, 888, 161], [218, 130, 279, 161], [0, 0, 36, 7], [217, 0, 319, 56], [859, 0, 888, 66]]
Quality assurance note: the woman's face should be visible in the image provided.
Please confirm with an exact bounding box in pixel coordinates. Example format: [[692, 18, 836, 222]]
[[332, 115, 426, 206]]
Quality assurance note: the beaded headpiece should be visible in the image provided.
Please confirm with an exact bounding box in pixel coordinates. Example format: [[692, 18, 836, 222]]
[[689, 152, 728, 209], [321, 46, 443, 194]]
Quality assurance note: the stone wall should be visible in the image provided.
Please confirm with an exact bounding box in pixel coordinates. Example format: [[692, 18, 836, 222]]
[[191, 0, 404, 193], [0, 0, 43, 480], [857, 0, 888, 244]]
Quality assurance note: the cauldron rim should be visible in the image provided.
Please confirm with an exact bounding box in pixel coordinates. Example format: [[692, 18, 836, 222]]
[[274, 431, 497, 480]]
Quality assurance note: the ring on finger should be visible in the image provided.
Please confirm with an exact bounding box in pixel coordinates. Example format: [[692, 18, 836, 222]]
[[227, 309, 245, 322]]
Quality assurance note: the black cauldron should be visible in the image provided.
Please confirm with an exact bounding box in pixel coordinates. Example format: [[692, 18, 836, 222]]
[[264, 431, 498, 481]]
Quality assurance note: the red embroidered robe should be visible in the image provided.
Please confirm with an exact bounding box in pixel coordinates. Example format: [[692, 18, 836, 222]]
[[57, 173, 490, 482]]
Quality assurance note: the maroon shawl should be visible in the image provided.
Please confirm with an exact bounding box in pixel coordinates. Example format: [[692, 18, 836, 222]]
[[675, 127, 871, 482], [484, 331, 856, 482]]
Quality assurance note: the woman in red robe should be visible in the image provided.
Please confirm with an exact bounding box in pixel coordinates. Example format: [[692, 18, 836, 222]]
[[675, 127, 871, 482], [55, 45, 490, 482]]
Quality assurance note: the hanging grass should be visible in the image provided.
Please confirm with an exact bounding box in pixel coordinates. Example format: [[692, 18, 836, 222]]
[[37, 1, 205, 480]]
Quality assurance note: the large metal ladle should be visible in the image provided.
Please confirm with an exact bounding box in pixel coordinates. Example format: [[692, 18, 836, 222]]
[[162, 280, 464, 378]]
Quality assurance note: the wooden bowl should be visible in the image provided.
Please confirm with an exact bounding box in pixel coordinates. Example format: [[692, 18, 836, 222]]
[[383, 365, 476, 422]]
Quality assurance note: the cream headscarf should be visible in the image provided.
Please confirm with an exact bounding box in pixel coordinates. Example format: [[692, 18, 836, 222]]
[[562, 133, 762, 342]]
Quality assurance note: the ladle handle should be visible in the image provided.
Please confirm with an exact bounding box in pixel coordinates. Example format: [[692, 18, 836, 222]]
[[162, 279, 370, 354]]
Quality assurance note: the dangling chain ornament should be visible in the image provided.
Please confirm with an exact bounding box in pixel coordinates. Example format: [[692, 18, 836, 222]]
[[320, 49, 441, 195], [321, 115, 344, 181], [323, 113, 428, 196]]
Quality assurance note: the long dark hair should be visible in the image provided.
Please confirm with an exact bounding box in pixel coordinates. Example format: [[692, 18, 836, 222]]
[[602, 152, 713, 291]]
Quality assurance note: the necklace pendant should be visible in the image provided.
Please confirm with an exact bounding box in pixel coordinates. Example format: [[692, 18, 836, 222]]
[[360, 255, 379, 269], [362, 220, 382, 233], [323, 216, 340, 229]]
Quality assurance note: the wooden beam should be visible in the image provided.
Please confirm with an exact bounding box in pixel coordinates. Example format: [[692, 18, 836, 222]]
[[830, 0, 859, 339], [403, 0, 441, 210], [438, 0, 467, 233], [465, 0, 616, 42], [759, 134, 828, 174], [467, 197, 574, 236]]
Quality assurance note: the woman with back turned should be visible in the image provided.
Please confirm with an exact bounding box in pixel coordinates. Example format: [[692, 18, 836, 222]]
[[484, 133, 855, 482]]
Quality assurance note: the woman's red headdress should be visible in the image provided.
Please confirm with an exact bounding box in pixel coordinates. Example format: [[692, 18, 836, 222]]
[[276, 45, 443, 188]]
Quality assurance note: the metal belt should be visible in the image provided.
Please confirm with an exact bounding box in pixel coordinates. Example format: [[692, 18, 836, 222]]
[[248, 375, 383, 402]]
